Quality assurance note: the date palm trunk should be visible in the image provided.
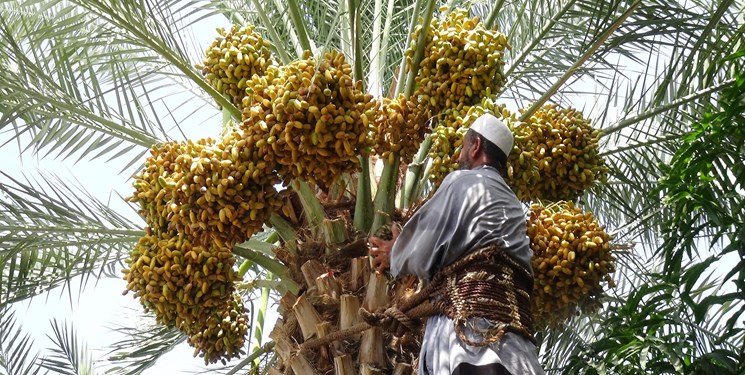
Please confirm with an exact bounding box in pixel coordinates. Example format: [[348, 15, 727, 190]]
[[268, 194, 419, 374]]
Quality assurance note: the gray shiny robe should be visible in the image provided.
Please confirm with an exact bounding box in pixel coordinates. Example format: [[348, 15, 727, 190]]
[[390, 166, 544, 375]]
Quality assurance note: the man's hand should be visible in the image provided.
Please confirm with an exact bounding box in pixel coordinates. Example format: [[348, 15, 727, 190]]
[[367, 224, 400, 273]]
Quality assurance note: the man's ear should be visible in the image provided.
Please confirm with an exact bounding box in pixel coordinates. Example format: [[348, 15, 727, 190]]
[[471, 135, 482, 156]]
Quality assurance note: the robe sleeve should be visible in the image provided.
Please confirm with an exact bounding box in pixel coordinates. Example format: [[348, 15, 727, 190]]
[[390, 171, 475, 280]]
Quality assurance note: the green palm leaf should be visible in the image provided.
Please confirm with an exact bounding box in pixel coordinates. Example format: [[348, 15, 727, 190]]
[[0, 307, 44, 375], [104, 314, 185, 375], [0, 4, 163, 156], [0, 1, 231, 166], [0, 172, 141, 305], [38, 319, 96, 375]]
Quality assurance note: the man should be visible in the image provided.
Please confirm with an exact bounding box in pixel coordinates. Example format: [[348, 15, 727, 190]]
[[368, 113, 544, 375]]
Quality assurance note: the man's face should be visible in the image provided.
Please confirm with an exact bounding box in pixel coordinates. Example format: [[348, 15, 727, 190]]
[[458, 135, 474, 170]]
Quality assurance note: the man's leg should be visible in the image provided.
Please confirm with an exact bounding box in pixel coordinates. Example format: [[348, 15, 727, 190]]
[[451, 363, 512, 375]]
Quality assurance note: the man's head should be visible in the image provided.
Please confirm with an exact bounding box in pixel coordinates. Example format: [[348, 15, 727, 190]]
[[458, 114, 514, 174]]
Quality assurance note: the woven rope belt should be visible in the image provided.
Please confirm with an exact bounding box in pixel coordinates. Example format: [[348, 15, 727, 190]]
[[362, 245, 535, 346], [430, 244, 535, 346], [300, 245, 535, 352]]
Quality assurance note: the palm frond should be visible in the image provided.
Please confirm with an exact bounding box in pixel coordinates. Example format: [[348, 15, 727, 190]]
[[544, 44, 745, 373], [239, 0, 292, 64], [0, 307, 44, 375], [240, 0, 421, 98], [0, 5, 162, 159], [38, 319, 95, 375], [67, 0, 240, 118], [550, 0, 743, 249], [104, 312, 185, 375], [648, 53, 745, 351], [540, 248, 743, 373], [555, 264, 743, 374], [223, 343, 276, 375], [0, 172, 142, 306], [490, 0, 742, 116], [0, 0, 243, 163], [0, 0, 743, 373]]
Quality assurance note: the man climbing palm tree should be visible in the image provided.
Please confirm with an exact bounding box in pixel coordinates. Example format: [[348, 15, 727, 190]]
[[369, 114, 544, 375]]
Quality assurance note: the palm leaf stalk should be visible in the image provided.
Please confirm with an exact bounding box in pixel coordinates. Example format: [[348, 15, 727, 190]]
[[268, 214, 298, 254], [371, 0, 438, 234], [393, 0, 425, 96], [249, 273, 272, 367], [292, 179, 327, 237], [386, 0, 439, 212], [484, 0, 506, 29], [338, 0, 353, 57], [378, 0, 397, 93], [401, 0, 438, 99], [250, 0, 293, 64], [401, 134, 433, 209], [286, 0, 314, 53], [354, 0, 374, 232], [368, 0, 386, 97], [349, 0, 364, 83]]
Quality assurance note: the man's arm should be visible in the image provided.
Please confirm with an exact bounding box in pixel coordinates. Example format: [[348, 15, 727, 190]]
[[367, 173, 465, 279], [368, 170, 509, 280], [389, 173, 479, 280]]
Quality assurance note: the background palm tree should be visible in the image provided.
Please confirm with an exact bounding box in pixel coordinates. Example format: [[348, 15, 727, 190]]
[[1, 0, 743, 374]]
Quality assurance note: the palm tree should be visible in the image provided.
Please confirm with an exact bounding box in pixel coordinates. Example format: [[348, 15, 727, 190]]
[[1, 0, 743, 374]]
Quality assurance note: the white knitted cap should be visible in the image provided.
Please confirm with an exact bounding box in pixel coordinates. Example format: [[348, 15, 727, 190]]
[[470, 113, 514, 157]]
